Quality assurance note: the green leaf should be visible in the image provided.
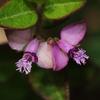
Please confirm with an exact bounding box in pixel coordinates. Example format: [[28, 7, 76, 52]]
[[27, 0, 46, 4], [43, 0, 86, 19], [0, 0, 38, 29], [30, 67, 69, 100]]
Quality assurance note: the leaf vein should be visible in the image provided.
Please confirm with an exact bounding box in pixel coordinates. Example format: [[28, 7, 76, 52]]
[[45, 1, 83, 8], [0, 11, 32, 21]]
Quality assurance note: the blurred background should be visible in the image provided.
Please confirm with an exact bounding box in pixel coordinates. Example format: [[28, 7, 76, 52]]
[[0, 0, 100, 100]]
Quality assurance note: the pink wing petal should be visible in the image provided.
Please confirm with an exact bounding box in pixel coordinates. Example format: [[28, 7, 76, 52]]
[[60, 22, 87, 45], [52, 44, 69, 71], [57, 40, 74, 53], [5, 29, 32, 51], [25, 38, 40, 53]]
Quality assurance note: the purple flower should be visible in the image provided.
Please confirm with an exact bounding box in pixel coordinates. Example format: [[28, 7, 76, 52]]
[[37, 40, 69, 71], [58, 21, 89, 65], [5, 21, 89, 74], [16, 39, 39, 74], [5, 29, 39, 74], [16, 52, 38, 74], [69, 48, 89, 65], [51, 41, 69, 71], [16, 54, 32, 74]]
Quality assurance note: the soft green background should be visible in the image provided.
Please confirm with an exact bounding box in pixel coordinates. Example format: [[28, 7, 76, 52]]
[[0, 0, 100, 100]]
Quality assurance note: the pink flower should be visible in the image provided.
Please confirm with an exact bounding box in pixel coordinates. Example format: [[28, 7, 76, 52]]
[[5, 21, 89, 74], [58, 21, 89, 65], [16, 39, 39, 74], [5, 29, 40, 74], [69, 48, 89, 65], [37, 40, 69, 71]]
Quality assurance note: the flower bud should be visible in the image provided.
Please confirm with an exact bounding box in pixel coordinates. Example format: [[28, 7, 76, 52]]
[[5, 29, 32, 51], [16, 38, 40, 74], [58, 22, 89, 65]]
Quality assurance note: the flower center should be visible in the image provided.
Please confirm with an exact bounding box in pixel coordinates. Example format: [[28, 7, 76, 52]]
[[23, 52, 38, 63]]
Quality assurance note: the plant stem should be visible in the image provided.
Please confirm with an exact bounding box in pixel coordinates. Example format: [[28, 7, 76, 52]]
[[35, 4, 44, 37], [66, 82, 70, 100]]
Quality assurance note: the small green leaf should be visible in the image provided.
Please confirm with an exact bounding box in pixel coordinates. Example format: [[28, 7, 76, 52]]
[[0, 0, 38, 29], [44, 0, 86, 19], [27, 0, 46, 4]]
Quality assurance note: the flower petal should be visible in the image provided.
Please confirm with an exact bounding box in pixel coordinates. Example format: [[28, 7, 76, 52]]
[[57, 40, 74, 53], [60, 22, 86, 45], [52, 44, 69, 71], [25, 38, 40, 53], [5, 29, 32, 51], [37, 42, 54, 69]]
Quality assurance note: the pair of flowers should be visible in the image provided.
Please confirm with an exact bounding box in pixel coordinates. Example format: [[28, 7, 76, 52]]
[[5, 21, 89, 74]]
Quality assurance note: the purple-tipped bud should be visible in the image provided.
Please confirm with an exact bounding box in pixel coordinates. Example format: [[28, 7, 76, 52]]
[[57, 21, 89, 65], [58, 22, 87, 53], [16, 53, 33, 75], [69, 48, 89, 65], [16, 39, 39, 74]]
